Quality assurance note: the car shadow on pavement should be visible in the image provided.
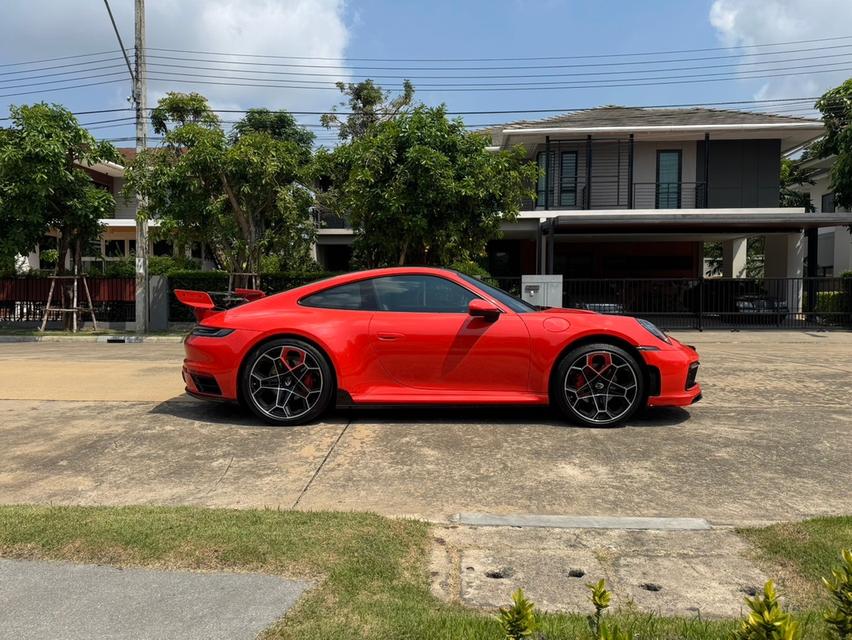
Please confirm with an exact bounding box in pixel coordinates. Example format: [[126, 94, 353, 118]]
[[149, 394, 691, 430]]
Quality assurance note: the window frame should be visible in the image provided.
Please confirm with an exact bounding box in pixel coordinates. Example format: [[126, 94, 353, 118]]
[[536, 151, 547, 207], [559, 150, 578, 207], [298, 273, 491, 314], [655, 149, 682, 209], [298, 277, 378, 312]]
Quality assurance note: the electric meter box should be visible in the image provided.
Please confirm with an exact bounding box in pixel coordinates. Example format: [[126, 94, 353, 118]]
[[521, 275, 563, 308]]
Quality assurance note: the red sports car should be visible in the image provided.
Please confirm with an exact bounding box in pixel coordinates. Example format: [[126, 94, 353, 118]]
[[178, 267, 701, 427]]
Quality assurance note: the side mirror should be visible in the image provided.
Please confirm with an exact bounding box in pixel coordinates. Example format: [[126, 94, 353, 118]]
[[468, 298, 500, 322]]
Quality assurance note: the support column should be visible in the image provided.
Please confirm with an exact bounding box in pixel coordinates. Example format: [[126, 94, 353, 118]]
[[702, 133, 710, 208], [721, 237, 747, 277], [834, 226, 852, 275], [764, 232, 804, 314], [585, 135, 592, 209], [627, 134, 634, 209]]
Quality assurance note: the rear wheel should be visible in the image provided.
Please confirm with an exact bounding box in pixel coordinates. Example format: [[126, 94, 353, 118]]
[[554, 343, 644, 427], [240, 338, 333, 426]]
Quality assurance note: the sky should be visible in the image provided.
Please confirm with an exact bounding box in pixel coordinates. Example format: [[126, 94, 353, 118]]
[[1, 0, 851, 147]]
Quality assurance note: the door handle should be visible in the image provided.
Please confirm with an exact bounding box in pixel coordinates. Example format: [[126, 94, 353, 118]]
[[377, 332, 403, 341]]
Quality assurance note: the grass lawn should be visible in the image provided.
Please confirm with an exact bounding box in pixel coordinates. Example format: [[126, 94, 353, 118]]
[[0, 506, 848, 639], [738, 515, 852, 609]]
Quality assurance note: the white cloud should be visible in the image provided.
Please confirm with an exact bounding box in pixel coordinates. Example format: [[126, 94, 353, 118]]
[[709, 0, 852, 100], [0, 0, 351, 113]]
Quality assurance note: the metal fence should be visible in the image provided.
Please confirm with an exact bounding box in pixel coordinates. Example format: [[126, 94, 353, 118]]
[[0, 277, 135, 324], [559, 277, 852, 330]]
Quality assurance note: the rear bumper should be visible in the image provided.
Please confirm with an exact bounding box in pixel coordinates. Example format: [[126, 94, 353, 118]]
[[183, 329, 259, 401], [641, 339, 702, 407]]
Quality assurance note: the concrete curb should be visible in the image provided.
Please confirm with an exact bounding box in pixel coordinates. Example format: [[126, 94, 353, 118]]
[[453, 513, 712, 530], [0, 335, 184, 343]]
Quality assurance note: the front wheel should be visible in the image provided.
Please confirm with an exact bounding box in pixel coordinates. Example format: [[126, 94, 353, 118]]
[[553, 343, 645, 427], [240, 338, 333, 426]]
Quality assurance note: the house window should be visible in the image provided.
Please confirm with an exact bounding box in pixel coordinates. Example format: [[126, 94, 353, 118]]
[[656, 150, 682, 209], [105, 240, 125, 257], [153, 240, 173, 257], [822, 192, 835, 213], [560, 151, 578, 207]]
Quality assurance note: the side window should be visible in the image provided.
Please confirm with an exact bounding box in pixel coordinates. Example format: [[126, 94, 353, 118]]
[[300, 280, 376, 310], [373, 275, 477, 313]]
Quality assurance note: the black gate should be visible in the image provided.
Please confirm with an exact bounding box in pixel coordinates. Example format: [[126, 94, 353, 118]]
[[560, 277, 852, 330]]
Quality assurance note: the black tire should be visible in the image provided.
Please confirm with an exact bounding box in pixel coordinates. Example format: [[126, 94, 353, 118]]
[[553, 342, 645, 427], [240, 337, 334, 426]]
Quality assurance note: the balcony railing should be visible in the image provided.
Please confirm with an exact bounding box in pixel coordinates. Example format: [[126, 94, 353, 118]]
[[632, 182, 706, 209], [524, 180, 708, 211]]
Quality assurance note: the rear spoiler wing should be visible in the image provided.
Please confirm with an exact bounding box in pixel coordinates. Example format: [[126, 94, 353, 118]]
[[174, 288, 265, 322]]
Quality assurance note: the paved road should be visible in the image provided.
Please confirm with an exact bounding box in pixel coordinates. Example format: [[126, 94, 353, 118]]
[[0, 558, 308, 640], [1, 332, 850, 523]]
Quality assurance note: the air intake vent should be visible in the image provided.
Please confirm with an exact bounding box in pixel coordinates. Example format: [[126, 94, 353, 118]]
[[192, 374, 222, 396]]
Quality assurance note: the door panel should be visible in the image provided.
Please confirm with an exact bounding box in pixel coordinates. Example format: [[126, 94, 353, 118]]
[[369, 312, 531, 392]]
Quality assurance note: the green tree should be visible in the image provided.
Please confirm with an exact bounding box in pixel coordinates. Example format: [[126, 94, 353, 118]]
[[316, 104, 537, 268], [321, 79, 415, 141], [0, 103, 117, 273], [779, 158, 815, 211], [124, 93, 316, 284], [815, 79, 852, 212]]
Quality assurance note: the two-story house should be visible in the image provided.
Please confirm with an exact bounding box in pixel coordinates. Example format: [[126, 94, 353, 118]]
[[317, 106, 851, 284]]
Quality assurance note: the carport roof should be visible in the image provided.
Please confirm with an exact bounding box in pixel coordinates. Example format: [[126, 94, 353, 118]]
[[544, 208, 852, 234]]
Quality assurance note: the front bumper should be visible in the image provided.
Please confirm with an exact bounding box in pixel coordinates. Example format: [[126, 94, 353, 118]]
[[640, 338, 702, 407]]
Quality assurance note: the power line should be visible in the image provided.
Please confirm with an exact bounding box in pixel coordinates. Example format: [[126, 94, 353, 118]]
[[133, 51, 852, 82], [133, 58, 852, 89], [144, 34, 852, 63], [0, 50, 120, 68], [0, 71, 131, 91], [7, 50, 852, 87], [0, 77, 128, 98], [0, 56, 125, 77], [142, 65, 851, 92], [144, 42, 852, 72]]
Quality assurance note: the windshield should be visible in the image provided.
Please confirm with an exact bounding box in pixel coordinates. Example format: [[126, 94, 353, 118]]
[[456, 273, 537, 313]]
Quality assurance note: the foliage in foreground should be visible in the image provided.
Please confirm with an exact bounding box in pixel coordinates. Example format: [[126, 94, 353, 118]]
[[731, 581, 801, 640], [498, 588, 538, 639], [823, 549, 852, 639]]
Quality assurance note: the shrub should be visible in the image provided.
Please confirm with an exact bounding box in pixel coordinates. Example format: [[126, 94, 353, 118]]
[[497, 588, 538, 640], [814, 291, 848, 314], [587, 579, 629, 640], [731, 581, 802, 640], [448, 259, 490, 279], [148, 255, 199, 275], [823, 549, 852, 639]]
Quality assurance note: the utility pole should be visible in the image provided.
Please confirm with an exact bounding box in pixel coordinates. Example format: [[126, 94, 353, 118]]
[[134, 0, 148, 333]]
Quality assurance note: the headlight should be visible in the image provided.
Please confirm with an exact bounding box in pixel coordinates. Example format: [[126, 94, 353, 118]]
[[636, 318, 671, 344], [190, 326, 234, 338]]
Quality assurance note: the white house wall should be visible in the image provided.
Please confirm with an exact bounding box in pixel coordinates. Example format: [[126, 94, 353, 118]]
[[112, 177, 137, 220]]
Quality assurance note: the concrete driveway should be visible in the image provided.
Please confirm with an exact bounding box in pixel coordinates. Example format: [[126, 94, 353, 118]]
[[1, 332, 850, 524]]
